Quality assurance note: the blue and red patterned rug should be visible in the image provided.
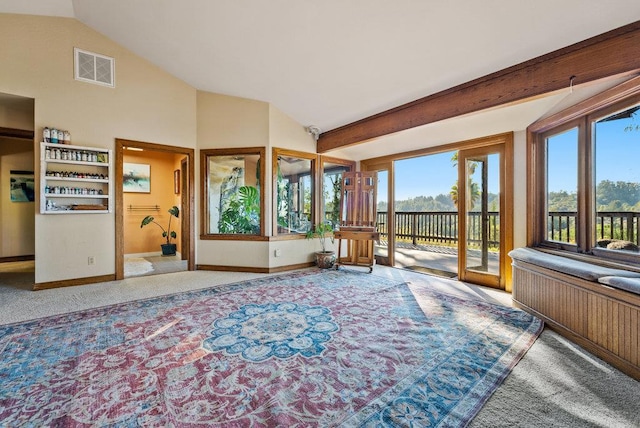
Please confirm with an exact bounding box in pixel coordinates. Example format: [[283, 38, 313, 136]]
[[0, 269, 542, 427]]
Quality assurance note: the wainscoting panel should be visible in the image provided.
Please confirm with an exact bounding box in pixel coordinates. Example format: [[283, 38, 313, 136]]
[[512, 260, 640, 380]]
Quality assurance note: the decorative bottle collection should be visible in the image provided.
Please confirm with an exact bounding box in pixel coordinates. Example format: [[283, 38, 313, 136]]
[[41, 139, 111, 213], [45, 170, 107, 180], [44, 186, 104, 195], [44, 146, 107, 163], [43, 127, 71, 144]]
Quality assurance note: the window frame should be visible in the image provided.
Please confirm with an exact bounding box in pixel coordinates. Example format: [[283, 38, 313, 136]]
[[318, 156, 355, 227], [272, 148, 318, 238], [200, 147, 267, 241], [528, 76, 640, 265]]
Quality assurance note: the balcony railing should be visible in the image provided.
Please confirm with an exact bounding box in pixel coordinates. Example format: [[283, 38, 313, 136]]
[[375, 211, 640, 247]]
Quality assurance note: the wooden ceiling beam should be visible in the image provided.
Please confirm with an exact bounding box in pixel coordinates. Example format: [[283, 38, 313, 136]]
[[317, 21, 640, 153], [0, 127, 34, 139]]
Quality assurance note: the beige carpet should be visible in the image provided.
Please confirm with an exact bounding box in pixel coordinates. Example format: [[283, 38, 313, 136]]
[[0, 266, 638, 427]]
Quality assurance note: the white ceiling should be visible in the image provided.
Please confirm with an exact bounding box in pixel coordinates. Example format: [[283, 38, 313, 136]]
[[2, 1, 640, 159]]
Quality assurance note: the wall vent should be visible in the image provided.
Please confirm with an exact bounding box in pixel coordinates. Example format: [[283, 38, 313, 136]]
[[74, 48, 115, 88]]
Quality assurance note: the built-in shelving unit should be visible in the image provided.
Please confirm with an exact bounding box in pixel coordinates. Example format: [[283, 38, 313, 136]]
[[40, 142, 113, 214]]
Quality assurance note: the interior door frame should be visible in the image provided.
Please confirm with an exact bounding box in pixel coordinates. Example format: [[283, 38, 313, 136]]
[[457, 139, 513, 291], [180, 157, 189, 261], [114, 139, 195, 280]]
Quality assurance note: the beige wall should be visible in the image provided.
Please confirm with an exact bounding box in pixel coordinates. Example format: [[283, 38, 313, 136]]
[[0, 95, 34, 130], [123, 150, 184, 255], [0, 138, 35, 257], [195, 91, 339, 269], [1, 13, 528, 280], [0, 14, 197, 282], [196, 91, 270, 267], [512, 130, 527, 250]]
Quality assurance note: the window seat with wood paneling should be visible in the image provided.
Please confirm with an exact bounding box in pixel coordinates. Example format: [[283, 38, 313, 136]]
[[509, 247, 640, 380]]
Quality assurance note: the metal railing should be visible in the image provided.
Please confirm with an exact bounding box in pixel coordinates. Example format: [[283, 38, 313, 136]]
[[376, 211, 640, 247]]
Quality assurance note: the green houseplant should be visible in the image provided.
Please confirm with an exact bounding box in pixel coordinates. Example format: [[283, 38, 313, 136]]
[[218, 185, 260, 234], [306, 222, 336, 268], [141, 205, 180, 256]]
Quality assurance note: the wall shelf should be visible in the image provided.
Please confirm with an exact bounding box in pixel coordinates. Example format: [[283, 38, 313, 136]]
[[40, 142, 113, 214]]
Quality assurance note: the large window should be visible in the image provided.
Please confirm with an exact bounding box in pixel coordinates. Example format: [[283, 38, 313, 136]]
[[321, 157, 354, 228], [530, 85, 640, 263], [273, 148, 316, 235], [201, 148, 265, 238]]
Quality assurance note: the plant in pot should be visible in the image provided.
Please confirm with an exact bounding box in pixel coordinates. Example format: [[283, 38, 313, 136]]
[[140, 205, 180, 256], [305, 222, 336, 269]]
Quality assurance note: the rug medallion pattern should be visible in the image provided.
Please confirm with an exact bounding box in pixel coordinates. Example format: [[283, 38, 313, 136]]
[[0, 270, 542, 427]]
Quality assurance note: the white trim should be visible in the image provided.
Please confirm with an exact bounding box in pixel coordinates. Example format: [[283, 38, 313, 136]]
[[74, 47, 115, 88]]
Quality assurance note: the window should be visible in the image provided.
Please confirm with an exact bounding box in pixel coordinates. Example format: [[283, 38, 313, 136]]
[[201, 148, 265, 238], [273, 149, 316, 235], [321, 157, 354, 228], [544, 126, 579, 246], [530, 84, 640, 263]]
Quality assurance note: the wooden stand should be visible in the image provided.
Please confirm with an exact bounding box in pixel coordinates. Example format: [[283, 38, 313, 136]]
[[335, 227, 379, 273], [335, 172, 379, 272]]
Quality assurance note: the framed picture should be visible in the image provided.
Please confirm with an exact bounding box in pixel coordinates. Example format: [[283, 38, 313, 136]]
[[174, 169, 181, 194], [123, 163, 150, 193], [10, 170, 35, 202]]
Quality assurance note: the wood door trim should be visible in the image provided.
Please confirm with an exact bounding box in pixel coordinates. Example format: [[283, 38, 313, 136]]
[[457, 135, 514, 291], [0, 126, 34, 139], [115, 139, 195, 279]]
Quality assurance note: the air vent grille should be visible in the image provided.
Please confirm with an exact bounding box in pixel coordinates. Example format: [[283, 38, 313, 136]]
[[74, 48, 115, 88]]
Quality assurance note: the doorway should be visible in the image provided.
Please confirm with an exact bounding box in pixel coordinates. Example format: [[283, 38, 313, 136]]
[[0, 93, 35, 290], [362, 162, 393, 266], [457, 141, 512, 290], [115, 139, 195, 280], [361, 133, 513, 290]]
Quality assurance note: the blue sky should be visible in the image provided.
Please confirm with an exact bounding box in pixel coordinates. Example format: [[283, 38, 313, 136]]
[[548, 115, 640, 192], [376, 111, 639, 203]]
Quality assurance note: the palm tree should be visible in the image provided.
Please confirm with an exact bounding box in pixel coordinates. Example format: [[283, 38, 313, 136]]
[[450, 152, 480, 209]]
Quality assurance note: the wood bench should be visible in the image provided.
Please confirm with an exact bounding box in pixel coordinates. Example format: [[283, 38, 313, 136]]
[[509, 248, 640, 380]]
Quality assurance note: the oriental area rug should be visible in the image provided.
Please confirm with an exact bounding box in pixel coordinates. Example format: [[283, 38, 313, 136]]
[[0, 269, 542, 427]]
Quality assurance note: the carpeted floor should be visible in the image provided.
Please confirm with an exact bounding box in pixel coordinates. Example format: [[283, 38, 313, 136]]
[[0, 266, 638, 427], [0, 269, 542, 426]]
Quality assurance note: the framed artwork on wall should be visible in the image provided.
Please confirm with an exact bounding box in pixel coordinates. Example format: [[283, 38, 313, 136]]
[[123, 162, 150, 193], [10, 170, 35, 202]]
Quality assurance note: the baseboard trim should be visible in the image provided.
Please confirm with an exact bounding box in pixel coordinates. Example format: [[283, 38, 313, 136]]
[[0, 255, 35, 263], [34, 274, 117, 291], [197, 262, 315, 274]]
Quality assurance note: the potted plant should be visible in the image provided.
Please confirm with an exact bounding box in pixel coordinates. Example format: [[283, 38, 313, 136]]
[[305, 222, 336, 269], [140, 205, 180, 256]]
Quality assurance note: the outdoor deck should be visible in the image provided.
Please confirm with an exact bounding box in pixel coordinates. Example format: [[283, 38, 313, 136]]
[[374, 241, 500, 279]]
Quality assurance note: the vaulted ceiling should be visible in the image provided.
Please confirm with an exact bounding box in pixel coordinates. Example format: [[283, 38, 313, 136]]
[[2, 1, 640, 159]]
